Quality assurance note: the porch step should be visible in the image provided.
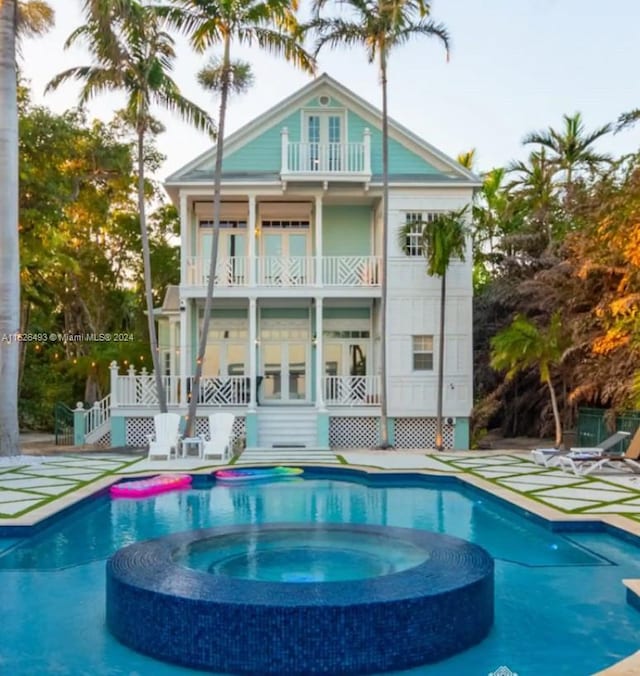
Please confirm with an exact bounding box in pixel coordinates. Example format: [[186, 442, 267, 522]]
[[238, 449, 336, 463], [257, 408, 318, 449]]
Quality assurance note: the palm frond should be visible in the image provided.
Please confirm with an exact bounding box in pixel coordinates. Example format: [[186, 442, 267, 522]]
[[197, 56, 254, 96], [16, 0, 54, 39], [390, 19, 450, 57], [239, 26, 316, 73]]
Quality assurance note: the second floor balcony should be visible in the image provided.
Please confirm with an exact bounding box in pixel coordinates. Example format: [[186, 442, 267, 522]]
[[185, 255, 380, 290], [280, 127, 372, 183]]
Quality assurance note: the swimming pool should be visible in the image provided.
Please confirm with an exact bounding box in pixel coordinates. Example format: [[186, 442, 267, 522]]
[[1, 470, 640, 675]]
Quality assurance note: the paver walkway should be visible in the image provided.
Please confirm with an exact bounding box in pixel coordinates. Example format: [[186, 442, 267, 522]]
[[2, 449, 640, 525]]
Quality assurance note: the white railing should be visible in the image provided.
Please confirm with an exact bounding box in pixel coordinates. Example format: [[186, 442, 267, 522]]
[[257, 256, 315, 286], [186, 256, 248, 287], [286, 142, 368, 174], [281, 127, 372, 176], [114, 368, 183, 407], [183, 256, 380, 288], [191, 376, 250, 406], [84, 394, 111, 436], [323, 256, 380, 286], [323, 376, 380, 406], [110, 363, 250, 407]]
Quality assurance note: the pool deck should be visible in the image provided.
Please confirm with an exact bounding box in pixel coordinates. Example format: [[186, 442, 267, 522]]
[[4, 446, 640, 536], [4, 445, 640, 674]]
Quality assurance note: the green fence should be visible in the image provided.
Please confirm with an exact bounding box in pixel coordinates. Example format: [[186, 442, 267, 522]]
[[54, 402, 74, 446], [577, 407, 640, 451]]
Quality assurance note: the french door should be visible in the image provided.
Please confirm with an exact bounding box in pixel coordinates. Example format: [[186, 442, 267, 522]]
[[262, 231, 309, 284], [306, 113, 343, 171], [201, 229, 246, 284], [261, 342, 309, 403], [324, 340, 369, 403]]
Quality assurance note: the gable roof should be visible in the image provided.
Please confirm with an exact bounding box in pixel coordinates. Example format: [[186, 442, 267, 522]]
[[165, 73, 480, 187]]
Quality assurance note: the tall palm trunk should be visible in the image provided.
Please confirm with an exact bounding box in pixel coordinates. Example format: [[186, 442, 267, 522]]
[[435, 270, 446, 450], [378, 50, 390, 448], [0, 0, 21, 456], [546, 377, 562, 448], [186, 35, 230, 437], [137, 128, 167, 412]]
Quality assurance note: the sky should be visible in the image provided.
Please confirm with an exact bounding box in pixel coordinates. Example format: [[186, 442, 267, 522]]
[[19, 0, 640, 182]]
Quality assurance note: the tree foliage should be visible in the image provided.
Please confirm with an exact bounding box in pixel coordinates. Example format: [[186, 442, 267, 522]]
[[473, 110, 640, 442], [18, 87, 179, 428]]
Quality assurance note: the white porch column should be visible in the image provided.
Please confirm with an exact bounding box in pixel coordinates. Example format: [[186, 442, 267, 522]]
[[315, 297, 325, 410], [109, 361, 119, 407], [180, 192, 188, 284], [249, 297, 257, 410], [314, 194, 323, 286], [179, 299, 189, 405], [248, 194, 256, 287], [281, 127, 289, 173], [363, 128, 371, 175]]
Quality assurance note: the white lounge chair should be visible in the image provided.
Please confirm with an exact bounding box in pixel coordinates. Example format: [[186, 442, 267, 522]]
[[557, 429, 640, 477], [147, 413, 181, 460], [531, 430, 631, 467], [203, 412, 235, 461]]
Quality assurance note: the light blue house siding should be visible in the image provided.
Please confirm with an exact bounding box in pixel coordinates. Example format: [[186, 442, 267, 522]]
[[322, 206, 371, 255], [220, 99, 440, 176], [346, 112, 441, 176], [221, 110, 300, 173]]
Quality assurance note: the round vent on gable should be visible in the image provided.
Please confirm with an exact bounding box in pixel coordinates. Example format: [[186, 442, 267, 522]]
[[318, 95, 330, 106]]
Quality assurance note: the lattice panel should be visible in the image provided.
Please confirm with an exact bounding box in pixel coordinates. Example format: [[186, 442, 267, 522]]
[[95, 431, 111, 447], [125, 416, 246, 448], [330, 417, 379, 448], [394, 418, 454, 450], [196, 416, 246, 439], [126, 418, 155, 447]]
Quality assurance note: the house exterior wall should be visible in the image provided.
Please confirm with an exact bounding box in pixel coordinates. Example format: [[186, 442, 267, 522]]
[[385, 189, 474, 419], [322, 205, 372, 255]]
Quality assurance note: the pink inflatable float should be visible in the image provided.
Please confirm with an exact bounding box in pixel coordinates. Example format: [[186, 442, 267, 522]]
[[110, 474, 192, 498]]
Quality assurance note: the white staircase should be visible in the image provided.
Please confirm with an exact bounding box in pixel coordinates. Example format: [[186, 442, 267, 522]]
[[84, 395, 112, 444], [256, 407, 321, 449]]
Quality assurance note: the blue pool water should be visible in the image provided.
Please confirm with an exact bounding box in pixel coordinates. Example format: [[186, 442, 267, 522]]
[[181, 528, 431, 581], [1, 473, 640, 675]]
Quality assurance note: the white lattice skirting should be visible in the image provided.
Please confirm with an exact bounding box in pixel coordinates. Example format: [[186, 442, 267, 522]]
[[95, 431, 111, 447], [329, 417, 380, 448], [125, 416, 246, 447], [394, 418, 454, 450], [330, 417, 454, 449]]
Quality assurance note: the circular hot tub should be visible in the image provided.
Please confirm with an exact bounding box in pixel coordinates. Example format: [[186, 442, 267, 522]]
[[107, 524, 494, 674]]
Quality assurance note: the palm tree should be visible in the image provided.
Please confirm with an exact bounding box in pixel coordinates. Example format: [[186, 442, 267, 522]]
[[309, 0, 450, 448], [490, 311, 569, 448], [46, 0, 215, 414], [398, 207, 467, 451], [506, 149, 559, 247], [523, 112, 611, 206], [161, 0, 315, 436], [0, 0, 53, 457]]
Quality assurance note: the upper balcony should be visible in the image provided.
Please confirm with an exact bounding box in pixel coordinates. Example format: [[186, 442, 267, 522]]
[[184, 255, 380, 292], [280, 128, 372, 184]]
